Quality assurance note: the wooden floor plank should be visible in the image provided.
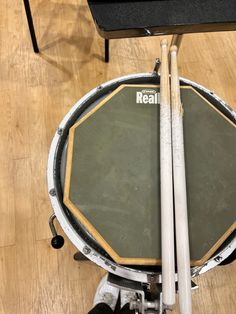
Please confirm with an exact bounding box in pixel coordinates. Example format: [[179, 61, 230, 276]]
[[0, 159, 15, 247], [0, 0, 235, 313], [0, 246, 18, 314]]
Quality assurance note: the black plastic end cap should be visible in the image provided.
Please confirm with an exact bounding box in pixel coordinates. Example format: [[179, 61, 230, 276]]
[[51, 235, 64, 249]]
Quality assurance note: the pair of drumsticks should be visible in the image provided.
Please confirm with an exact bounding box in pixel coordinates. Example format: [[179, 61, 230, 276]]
[[160, 39, 192, 313]]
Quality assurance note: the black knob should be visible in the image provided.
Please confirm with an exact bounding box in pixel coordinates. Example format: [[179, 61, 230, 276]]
[[51, 235, 64, 249]]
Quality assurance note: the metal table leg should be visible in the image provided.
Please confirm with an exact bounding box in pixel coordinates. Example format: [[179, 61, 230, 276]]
[[168, 34, 183, 65], [23, 0, 39, 53], [105, 39, 109, 63]]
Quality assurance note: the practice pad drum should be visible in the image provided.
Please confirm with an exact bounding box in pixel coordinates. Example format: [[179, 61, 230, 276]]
[[48, 73, 236, 283]]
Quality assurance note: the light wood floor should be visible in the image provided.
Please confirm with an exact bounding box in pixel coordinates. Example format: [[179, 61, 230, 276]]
[[0, 1, 235, 313]]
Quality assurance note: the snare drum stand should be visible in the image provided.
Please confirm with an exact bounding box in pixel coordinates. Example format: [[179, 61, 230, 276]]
[[107, 273, 198, 314]]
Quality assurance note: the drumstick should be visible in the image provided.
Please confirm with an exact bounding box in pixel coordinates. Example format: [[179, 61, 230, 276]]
[[170, 45, 192, 314], [160, 39, 176, 309]]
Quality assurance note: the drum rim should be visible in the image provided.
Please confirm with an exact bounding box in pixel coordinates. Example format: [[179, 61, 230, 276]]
[[47, 72, 236, 283]]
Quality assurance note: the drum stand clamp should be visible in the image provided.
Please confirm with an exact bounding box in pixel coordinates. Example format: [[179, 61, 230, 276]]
[[49, 214, 65, 249], [108, 273, 164, 314]]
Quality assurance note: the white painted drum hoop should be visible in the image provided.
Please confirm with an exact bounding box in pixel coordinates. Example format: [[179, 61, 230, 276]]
[[47, 73, 236, 284]]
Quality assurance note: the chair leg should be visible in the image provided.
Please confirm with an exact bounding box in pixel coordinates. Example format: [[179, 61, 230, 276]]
[[104, 39, 109, 63], [23, 0, 39, 53]]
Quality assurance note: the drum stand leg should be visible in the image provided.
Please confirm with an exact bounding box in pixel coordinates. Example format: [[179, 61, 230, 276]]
[[74, 251, 89, 261]]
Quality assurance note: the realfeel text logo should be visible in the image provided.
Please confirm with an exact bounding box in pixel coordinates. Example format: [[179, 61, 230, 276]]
[[136, 89, 160, 104]]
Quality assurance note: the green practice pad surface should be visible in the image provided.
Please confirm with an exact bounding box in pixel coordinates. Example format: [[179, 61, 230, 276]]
[[65, 85, 236, 265]]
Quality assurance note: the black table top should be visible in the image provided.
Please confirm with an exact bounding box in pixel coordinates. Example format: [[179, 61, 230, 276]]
[[88, 0, 236, 39]]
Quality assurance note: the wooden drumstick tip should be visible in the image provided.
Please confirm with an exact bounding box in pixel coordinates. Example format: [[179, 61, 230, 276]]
[[170, 45, 178, 54], [161, 39, 168, 47]]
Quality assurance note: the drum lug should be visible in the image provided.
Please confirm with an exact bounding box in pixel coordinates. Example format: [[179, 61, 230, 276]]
[[174, 278, 198, 291], [57, 128, 63, 136], [49, 213, 65, 249], [214, 255, 223, 263], [49, 188, 56, 197], [82, 246, 91, 255], [191, 280, 199, 290]]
